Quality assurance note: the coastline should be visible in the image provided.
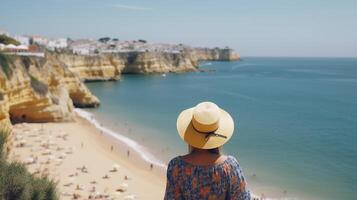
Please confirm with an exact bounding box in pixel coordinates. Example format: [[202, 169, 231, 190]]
[[9, 113, 166, 200], [74, 109, 168, 170], [76, 109, 275, 200], [8, 108, 264, 200]]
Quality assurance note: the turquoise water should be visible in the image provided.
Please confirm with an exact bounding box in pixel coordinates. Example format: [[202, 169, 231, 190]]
[[85, 57, 357, 200]]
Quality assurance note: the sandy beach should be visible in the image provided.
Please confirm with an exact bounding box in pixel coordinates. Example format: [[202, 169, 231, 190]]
[[8, 115, 166, 200]]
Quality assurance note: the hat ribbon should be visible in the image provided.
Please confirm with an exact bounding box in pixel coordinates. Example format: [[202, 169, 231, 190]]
[[192, 125, 227, 139]]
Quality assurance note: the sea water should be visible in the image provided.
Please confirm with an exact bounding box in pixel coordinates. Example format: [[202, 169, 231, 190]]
[[83, 57, 357, 200]]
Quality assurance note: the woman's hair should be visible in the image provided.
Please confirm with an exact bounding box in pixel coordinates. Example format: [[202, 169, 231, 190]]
[[189, 145, 222, 155]]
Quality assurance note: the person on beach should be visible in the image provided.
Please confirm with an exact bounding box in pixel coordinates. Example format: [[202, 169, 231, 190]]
[[164, 102, 250, 200]]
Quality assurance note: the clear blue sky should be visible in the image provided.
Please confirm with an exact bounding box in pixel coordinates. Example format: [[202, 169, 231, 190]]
[[1, 0, 356, 57]]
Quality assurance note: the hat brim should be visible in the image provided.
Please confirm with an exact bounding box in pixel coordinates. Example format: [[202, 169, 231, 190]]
[[176, 107, 234, 149]]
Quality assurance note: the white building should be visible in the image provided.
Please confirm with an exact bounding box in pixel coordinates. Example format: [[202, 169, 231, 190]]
[[72, 46, 91, 55], [48, 38, 68, 50], [70, 39, 99, 55], [32, 36, 48, 46]]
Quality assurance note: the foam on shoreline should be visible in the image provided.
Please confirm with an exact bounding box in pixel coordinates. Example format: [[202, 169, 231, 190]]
[[74, 108, 167, 169]]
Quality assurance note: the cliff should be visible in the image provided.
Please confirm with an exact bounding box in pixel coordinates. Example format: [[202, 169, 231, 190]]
[[115, 48, 239, 73], [190, 48, 240, 61], [117, 51, 197, 74], [56, 47, 239, 76], [45, 54, 100, 107], [54, 51, 197, 76], [0, 54, 99, 127], [51, 53, 123, 81], [0, 47, 239, 126]]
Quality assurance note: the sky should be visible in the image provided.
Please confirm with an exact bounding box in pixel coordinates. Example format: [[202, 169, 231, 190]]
[[0, 0, 356, 57]]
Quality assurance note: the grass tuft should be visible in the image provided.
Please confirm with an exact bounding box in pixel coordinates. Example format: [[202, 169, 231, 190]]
[[0, 129, 59, 200], [0, 53, 12, 78]]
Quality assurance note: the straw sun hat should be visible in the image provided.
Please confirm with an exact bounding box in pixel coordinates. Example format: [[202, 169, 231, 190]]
[[176, 102, 234, 149]]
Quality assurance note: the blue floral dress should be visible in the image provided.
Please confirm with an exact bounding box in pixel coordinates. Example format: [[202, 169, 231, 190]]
[[164, 155, 251, 200]]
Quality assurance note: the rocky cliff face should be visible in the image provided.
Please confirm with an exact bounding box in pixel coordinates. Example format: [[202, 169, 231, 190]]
[[118, 51, 198, 74], [52, 53, 123, 81], [0, 47, 239, 126], [44, 54, 100, 107], [57, 47, 239, 75], [55, 51, 197, 76], [0, 54, 99, 127], [190, 48, 240, 61]]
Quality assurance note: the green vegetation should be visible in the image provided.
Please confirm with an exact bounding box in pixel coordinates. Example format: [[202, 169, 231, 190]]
[[0, 35, 20, 46], [0, 129, 59, 200], [98, 37, 111, 43], [29, 75, 48, 96], [0, 129, 9, 155], [0, 53, 12, 78]]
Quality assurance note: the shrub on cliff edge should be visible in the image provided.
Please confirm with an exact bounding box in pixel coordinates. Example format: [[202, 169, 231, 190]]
[[0, 35, 20, 46], [0, 53, 12, 78]]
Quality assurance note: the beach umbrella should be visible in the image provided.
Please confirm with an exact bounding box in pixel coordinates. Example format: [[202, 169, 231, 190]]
[[112, 164, 120, 169]]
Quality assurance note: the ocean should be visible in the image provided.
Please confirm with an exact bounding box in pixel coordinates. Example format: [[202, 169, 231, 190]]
[[82, 57, 357, 200]]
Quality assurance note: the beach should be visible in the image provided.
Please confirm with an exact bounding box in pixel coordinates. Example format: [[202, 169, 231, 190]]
[[8, 114, 166, 200]]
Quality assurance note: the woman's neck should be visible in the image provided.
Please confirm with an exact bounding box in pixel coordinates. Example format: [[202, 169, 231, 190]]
[[191, 149, 209, 154], [189, 146, 222, 155], [183, 150, 226, 166]]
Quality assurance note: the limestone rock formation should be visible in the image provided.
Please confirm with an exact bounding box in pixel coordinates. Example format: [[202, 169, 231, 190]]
[[118, 51, 197, 74], [45, 54, 100, 107], [0, 47, 240, 126], [55, 47, 239, 75], [52, 53, 123, 81], [0, 54, 99, 126], [190, 48, 240, 61], [0, 55, 73, 125]]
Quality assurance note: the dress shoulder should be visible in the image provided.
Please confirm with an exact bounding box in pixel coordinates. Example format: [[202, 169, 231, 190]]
[[166, 156, 184, 172], [167, 156, 182, 167], [226, 155, 241, 167]]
